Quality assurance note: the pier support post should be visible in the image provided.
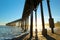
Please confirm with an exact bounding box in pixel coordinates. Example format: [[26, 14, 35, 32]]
[[20, 21, 22, 30], [26, 16, 29, 31], [24, 20, 26, 32], [25, 18, 27, 31], [21, 20, 25, 32], [18, 21, 20, 27], [47, 0, 55, 33], [34, 8, 38, 40], [40, 1, 47, 35], [19, 21, 21, 27], [30, 9, 33, 38], [24, 18, 27, 32]]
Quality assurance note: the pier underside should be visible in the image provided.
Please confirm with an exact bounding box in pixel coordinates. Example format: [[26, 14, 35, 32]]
[[6, 0, 56, 40]]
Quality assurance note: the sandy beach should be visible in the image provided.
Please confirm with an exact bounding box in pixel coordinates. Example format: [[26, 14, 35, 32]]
[[16, 27, 60, 40]]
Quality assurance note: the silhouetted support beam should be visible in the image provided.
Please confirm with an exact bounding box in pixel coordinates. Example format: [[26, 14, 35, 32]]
[[40, 1, 47, 35], [18, 22, 20, 27], [30, 9, 33, 38], [24, 17, 29, 32], [24, 18, 27, 32], [14, 23, 16, 26], [18, 21, 21, 27], [34, 8, 38, 40], [21, 20, 25, 32], [47, 0, 55, 33], [20, 21, 21, 27], [35, 8, 37, 29], [27, 17, 29, 31], [20, 21, 22, 28], [26, 17, 29, 31], [21, 20, 22, 28], [24, 20, 26, 32], [34, 8, 37, 32]]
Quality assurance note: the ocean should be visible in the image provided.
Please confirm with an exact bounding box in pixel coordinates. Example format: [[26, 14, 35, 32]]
[[0, 25, 59, 40], [0, 25, 23, 40]]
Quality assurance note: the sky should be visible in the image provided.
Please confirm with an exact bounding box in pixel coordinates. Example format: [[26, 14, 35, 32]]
[[0, 0, 60, 25]]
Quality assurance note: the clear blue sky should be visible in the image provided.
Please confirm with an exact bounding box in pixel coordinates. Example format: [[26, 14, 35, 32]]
[[0, 0, 60, 25]]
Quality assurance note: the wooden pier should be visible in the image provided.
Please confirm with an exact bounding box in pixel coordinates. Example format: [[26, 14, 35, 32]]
[[6, 0, 60, 40]]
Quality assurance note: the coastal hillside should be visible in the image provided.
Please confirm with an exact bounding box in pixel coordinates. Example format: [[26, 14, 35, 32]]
[[45, 21, 60, 27]]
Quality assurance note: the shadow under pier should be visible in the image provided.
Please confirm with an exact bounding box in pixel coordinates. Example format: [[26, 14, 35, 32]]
[[43, 34, 56, 40]]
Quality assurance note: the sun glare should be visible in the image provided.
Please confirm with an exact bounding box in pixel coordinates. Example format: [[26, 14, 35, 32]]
[[33, 18, 42, 32]]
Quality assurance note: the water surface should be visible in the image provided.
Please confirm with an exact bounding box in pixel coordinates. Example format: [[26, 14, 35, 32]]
[[0, 25, 22, 40]]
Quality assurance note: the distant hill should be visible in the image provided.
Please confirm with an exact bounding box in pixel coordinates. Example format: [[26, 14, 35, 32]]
[[45, 21, 60, 27], [55, 21, 60, 27]]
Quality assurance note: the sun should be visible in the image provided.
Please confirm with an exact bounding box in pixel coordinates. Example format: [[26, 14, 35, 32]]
[[33, 18, 42, 32], [29, 16, 43, 32]]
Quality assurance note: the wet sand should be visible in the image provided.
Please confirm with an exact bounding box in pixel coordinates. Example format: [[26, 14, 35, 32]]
[[24, 27, 60, 40], [12, 27, 60, 40]]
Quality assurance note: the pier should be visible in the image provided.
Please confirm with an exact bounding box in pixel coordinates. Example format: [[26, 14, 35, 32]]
[[6, 0, 60, 40]]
